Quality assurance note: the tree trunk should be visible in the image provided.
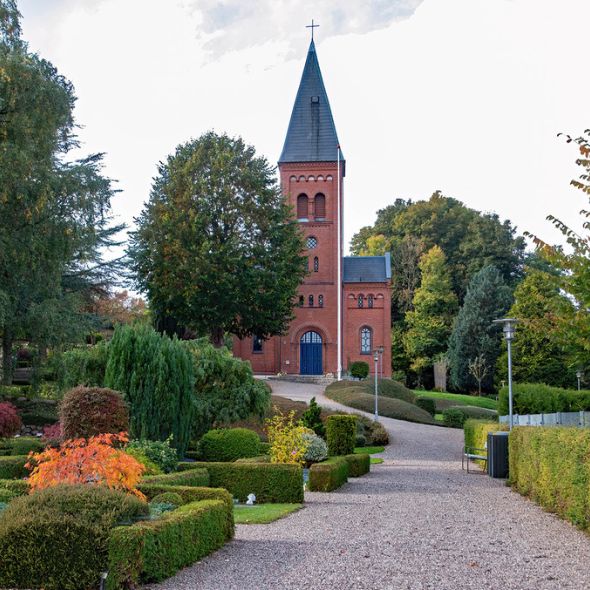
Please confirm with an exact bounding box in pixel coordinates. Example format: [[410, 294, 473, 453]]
[[210, 327, 225, 348], [2, 331, 13, 385]]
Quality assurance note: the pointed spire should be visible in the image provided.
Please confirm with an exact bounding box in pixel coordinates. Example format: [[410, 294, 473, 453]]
[[279, 40, 343, 163]]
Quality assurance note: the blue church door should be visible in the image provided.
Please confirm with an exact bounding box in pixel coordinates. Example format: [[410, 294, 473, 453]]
[[300, 331, 323, 375]]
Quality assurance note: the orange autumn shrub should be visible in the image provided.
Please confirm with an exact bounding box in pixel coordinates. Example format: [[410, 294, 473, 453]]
[[26, 432, 145, 498]]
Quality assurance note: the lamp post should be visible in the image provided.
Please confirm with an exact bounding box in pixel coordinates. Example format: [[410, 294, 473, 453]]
[[493, 318, 518, 430], [377, 345, 384, 383], [576, 370, 582, 391], [373, 350, 379, 421]]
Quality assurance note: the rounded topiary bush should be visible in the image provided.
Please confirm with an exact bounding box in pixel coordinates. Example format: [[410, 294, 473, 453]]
[[443, 408, 467, 428], [59, 386, 129, 439], [349, 361, 369, 379], [0, 402, 22, 438], [151, 492, 184, 507], [197, 428, 260, 462], [416, 397, 436, 417], [302, 432, 328, 464]]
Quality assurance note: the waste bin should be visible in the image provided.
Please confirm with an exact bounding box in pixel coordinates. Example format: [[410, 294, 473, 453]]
[[487, 431, 509, 478]]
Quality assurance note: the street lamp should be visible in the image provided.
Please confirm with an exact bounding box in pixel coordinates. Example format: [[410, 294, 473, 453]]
[[373, 350, 379, 421], [493, 318, 518, 430], [377, 345, 385, 383], [576, 370, 583, 391]]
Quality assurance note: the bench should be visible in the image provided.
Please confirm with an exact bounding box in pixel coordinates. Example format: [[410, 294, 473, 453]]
[[462, 443, 487, 474]]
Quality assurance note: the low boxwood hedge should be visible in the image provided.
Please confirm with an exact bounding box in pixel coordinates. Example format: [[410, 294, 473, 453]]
[[141, 468, 210, 488], [344, 453, 370, 477], [178, 461, 303, 503], [499, 382, 590, 415], [0, 479, 28, 496], [509, 426, 590, 530], [308, 457, 348, 492], [108, 498, 231, 589], [0, 455, 28, 479]]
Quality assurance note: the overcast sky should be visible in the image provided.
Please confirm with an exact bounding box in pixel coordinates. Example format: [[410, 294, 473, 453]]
[[18, 0, 590, 255]]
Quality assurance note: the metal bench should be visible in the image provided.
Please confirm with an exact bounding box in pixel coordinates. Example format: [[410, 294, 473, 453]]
[[462, 443, 487, 474]]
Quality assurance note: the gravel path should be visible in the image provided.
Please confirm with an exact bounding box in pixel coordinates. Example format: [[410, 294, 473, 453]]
[[146, 381, 590, 590]]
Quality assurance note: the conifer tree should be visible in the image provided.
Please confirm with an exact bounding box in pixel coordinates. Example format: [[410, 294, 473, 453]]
[[403, 246, 458, 384], [448, 265, 512, 392]]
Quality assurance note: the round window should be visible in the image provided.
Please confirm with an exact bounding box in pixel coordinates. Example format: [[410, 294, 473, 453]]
[[307, 236, 318, 249]]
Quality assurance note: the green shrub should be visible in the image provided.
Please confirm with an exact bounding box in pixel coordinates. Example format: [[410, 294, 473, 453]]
[[0, 456, 28, 479], [259, 441, 271, 454], [127, 438, 178, 473], [0, 485, 148, 590], [300, 397, 325, 437], [107, 498, 232, 589], [308, 457, 348, 491], [499, 382, 590, 415], [302, 432, 328, 464], [355, 434, 366, 447], [55, 341, 108, 392], [377, 379, 417, 404], [349, 361, 369, 379], [151, 492, 184, 507], [0, 479, 29, 496], [416, 397, 436, 416], [463, 419, 507, 467], [7, 436, 44, 455], [234, 455, 270, 463], [126, 448, 163, 475], [357, 416, 390, 446], [142, 468, 210, 488], [137, 484, 233, 516], [326, 415, 357, 456], [509, 427, 590, 530], [178, 461, 303, 503], [197, 428, 260, 462], [344, 453, 370, 477], [0, 488, 16, 503], [442, 408, 467, 428], [451, 405, 497, 420], [60, 386, 129, 439]]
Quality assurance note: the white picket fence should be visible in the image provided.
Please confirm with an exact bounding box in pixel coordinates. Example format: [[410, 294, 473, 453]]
[[499, 411, 590, 427]]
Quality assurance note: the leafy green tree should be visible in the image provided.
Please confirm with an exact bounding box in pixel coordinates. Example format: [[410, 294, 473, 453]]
[[496, 270, 576, 388], [448, 265, 512, 393], [0, 2, 121, 384], [403, 246, 458, 385], [129, 131, 307, 347]]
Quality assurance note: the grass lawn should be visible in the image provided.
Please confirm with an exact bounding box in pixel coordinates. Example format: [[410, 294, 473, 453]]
[[233, 503, 303, 524], [414, 391, 497, 410], [371, 458, 384, 464], [354, 446, 385, 455]]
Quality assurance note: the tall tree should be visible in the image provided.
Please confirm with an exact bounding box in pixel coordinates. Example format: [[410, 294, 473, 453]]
[[0, 2, 120, 384], [448, 265, 512, 393], [129, 131, 307, 347], [403, 246, 458, 385]]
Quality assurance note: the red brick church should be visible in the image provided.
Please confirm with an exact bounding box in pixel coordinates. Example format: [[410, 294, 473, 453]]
[[234, 39, 391, 378]]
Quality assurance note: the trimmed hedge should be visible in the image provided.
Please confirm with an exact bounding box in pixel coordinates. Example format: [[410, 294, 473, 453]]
[[442, 408, 467, 428], [326, 415, 356, 456], [450, 405, 497, 420], [141, 468, 210, 488], [178, 461, 303, 503], [416, 397, 436, 416], [509, 427, 590, 530], [108, 498, 232, 589], [0, 456, 28, 479], [464, 419, 508, 467], [308, 457, 348, 492], [344, 453, 370, 477], [499, 382, 590, 416], [6, 436, 45, 456], [196, 428, 260, 462], [349, 361, 369, 379], [0, 479, 29, 496]]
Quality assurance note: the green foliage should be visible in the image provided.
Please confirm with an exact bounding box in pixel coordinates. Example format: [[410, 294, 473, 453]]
[[450, 405, 497, 420], [185, 338, 270, 438], [442, 408, 467, 428], [308, 457, 349, 492], [6, 436, 44, 456], [0, 488, 16, 502], [150, 492, 184, 507], [125, 448, 163, 476], [349, 361, 369, 379], [128, 131, 307, 346], [178, 461, 303, 503], [464, 419, 507, 467], [414, 390, 497, 410], [197, 428, 260, 462], [0, 479, 28, 496], [377, 379, 417, 403], [0, 455, 27, 479], [54, 342, 108, 392], [416, 397, 436, 416], [498, 383, 590, 415], [137, 484, 233, 514], [104, 324, 195, 457], [509, 427, 590, 530], [142, 468, 210, 488], [107, 498, 232, 589], [127, 438, 178, 473], [326, 415, 357, 456], [302, 432, 328, 464], [300, 396, 325, 438], [59, 386, 129, 439], [344, 453, 371, 477], [448, 265, 513, 393], [0, 484, 148, 590]]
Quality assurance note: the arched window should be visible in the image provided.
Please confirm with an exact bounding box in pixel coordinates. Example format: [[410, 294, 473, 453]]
[[314, 194, 326, 220], [318, 295, 324, 308], [313, 257, 319, 272], [309, 295, 314, 307], [299, 295, 304, 307], [360, 327, 372, 355], [358, 294, 364, 308], [252, 335, 263, 353], [368, 294, 374, 308], [297, 194, 309, 220]]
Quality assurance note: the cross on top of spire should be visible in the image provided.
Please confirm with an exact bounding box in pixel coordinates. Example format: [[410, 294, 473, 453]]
[[306, 19, 319, 41]]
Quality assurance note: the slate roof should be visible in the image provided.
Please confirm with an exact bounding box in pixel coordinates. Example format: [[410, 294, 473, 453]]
[[279, 40, 344, 164], [343, 253, 391, 284]]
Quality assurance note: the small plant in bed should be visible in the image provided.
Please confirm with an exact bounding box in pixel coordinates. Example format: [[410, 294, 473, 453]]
[[233, 503, 303, 524]]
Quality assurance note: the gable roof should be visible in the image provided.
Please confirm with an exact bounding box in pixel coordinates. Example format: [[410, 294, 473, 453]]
[[343, 253, 391, 284], [279, 40, 344, 164]]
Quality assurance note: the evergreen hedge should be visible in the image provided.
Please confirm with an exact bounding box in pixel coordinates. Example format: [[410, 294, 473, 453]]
[[498, 383, 590, 416], [442, 408, 467, 428], [416, 397, 436, 416], [196, 428, 260, 462], [0, 456, 28, 479], [308, 457, 348, 492], [178, 461, 303, 503], [141, 468, 210, 488], [463, 419, 507, 467], [326, 415, 357, 456], [0, 479, 28, 496], [509, 427, 590, 530], [344, 453, 370, 477]]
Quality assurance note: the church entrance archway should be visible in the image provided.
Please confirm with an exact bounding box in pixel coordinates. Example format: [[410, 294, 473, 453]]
[[300, 331, 323, 375]]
